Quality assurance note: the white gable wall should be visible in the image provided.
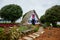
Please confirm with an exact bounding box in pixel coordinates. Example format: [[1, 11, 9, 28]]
[[28, 13, 40, 24]]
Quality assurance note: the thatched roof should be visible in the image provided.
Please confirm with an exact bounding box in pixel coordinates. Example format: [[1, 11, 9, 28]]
[[21, 10, 40, 24]]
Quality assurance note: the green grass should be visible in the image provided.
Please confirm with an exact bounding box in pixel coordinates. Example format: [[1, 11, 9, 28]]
[[0, 27, 4, 32], [34, 27, 39, 32], [18, 26, 28, 32]]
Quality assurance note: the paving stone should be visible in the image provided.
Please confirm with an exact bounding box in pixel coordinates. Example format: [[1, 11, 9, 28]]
[[41, 31, 45, 34], [18, 39, 23, 40], [35, 32, 41, 34], [35, 31, 45, 34], [23, 36, 33, 40], [28, 35, 37, 39], [33, 33, 40, 37]]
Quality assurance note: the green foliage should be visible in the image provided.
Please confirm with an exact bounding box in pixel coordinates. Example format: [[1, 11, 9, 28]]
[[0, 26, 21, 40], [0, 25, 40, 40], [0, 27, 4, 32], [9, 26, 20, 40], [0, 4, 23, 23], [42, 23, 47, 28], [46, 22, 50, 26], [40, 15, 46, 23], [57, 25, 60, 28], [18, 26, 28, 32], [0, 28, 5, 40], [31, 25, 39, 32], [44, 5, 60, 27], [42, 22, 50, 28], [34, 27, 39, 32]]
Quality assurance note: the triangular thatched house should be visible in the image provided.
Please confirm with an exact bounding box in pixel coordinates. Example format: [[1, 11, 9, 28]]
[[21, 10, 40, 25]]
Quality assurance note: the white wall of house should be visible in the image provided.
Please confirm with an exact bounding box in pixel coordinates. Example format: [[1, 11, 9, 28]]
[[28, 13, 40, 24], [57, 22, 60, 25]]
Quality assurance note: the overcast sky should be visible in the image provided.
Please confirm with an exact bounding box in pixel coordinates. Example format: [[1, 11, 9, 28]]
[[0, 0, 60, 22]]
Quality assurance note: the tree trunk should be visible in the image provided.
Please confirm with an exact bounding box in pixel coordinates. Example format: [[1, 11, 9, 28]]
[[11, 20, 15, 23]]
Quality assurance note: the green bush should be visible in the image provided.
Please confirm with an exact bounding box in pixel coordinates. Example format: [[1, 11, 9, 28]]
[[9, 26, 21, 40], [0, 26, 21, 40], [31, 25, 39, 32], [18, 26, 28, 32], [0, 27, 4, 33], [34, 27, 39, 32], [0, 27, 5, 40], [42, 22, 50, 28], [42, 23, 47, 28], [56, 25, 60, 28], [0, 26, 32, 40]]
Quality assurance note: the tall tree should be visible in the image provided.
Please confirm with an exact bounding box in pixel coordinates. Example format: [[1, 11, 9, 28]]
[[45, 5, 60, 27], [40, 15, 46, 23], [40, 15, 50, 27], [0, 4, 23, 23]]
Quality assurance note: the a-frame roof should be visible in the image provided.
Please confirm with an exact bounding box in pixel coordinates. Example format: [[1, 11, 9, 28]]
[[21, 10, 40, 24]]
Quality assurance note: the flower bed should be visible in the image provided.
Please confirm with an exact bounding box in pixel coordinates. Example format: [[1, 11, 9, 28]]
[[0, 25, 40, 40], [0, 23, 19, 27]]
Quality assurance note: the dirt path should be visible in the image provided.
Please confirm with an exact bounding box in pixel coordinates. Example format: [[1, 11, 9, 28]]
[[35, 27, 60, 40]]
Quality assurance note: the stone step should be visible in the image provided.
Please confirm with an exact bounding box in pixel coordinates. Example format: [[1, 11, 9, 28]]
[[35, 31, 45, 34], [23, 36, 33, 40], [22, 31, 45, 40], [33, 33, 40, 37], [28, 35, 37, 39], [18, 39, 23, 40], [41, 31, 45, 34]]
